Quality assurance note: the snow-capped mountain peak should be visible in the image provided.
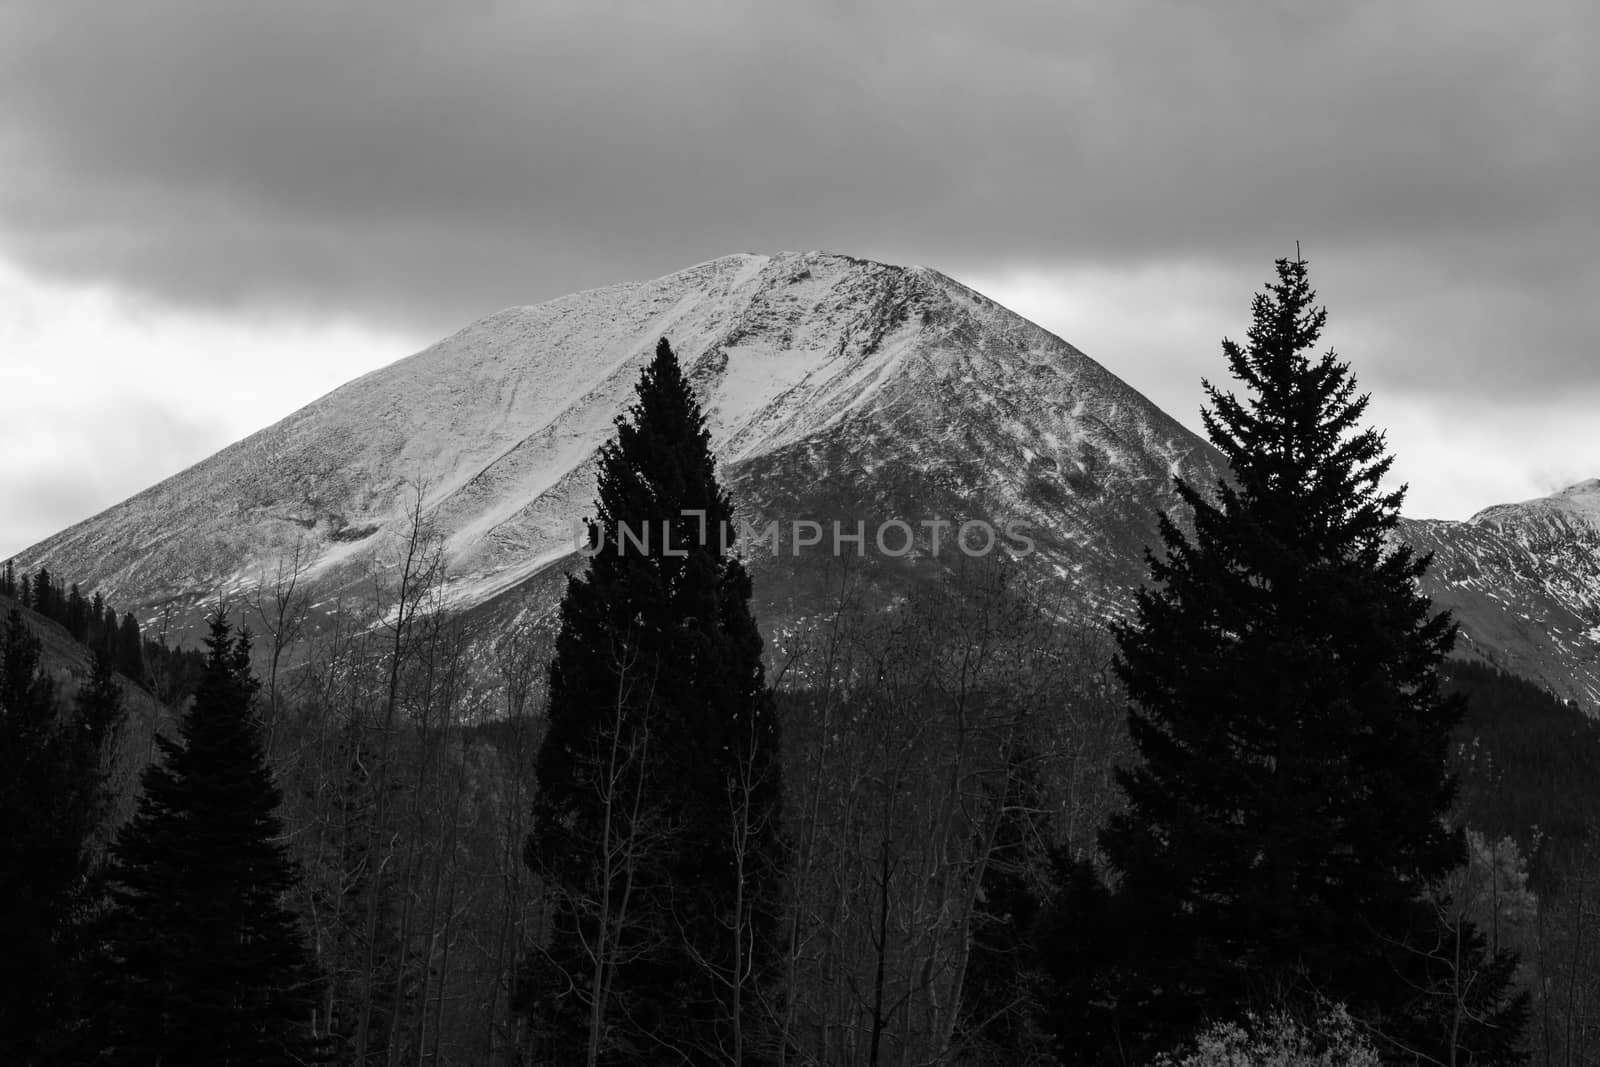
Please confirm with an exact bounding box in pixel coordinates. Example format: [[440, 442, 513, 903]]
[[15, 251, 1225, 635]]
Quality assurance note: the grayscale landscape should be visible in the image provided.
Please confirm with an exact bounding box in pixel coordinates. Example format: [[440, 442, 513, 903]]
[[3, 4, 1596, 1065]]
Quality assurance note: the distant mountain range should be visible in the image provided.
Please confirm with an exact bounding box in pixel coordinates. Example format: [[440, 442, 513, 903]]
[[14, 252, 1598, 709]]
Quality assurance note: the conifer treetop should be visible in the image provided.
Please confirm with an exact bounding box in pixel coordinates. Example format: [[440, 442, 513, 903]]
[[584, 337, 747, 617], [1194, 253, 1402, 560], [596, 338, 731, 534]]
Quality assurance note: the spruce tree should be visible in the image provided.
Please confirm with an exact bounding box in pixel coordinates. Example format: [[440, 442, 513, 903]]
[[33, 567, 55, 620], [91, 615, 322, 1065], [955, 757, 1055, 1063], [66, 584, 87, 642], [89, 592, 108, 653], [48, 649, 128, 1061], [524, 338, 784, 1065], [115, 611, 144, 683], [0, 614, 124, 1063], [1070, 255, 1525, 1061], [0, 607, 66, 1062]]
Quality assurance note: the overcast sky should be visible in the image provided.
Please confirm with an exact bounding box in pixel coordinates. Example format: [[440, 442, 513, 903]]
[[3, 0, 1596, 557]]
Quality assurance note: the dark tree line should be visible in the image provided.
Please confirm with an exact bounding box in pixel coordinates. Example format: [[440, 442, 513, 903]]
[[2, 562, 145, 679], [0, 561, 207, 700], [0, 599, 323, 1062], [1446, 659, 1600, 889], [0, 608, 124, 1063], [86, 616, 324, 1064], [1441, 661, 1600, 1067]]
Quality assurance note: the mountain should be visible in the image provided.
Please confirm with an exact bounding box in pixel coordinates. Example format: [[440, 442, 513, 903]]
[[1405, 480, 1600, 709], [10, 251, 1598, 709], [12, 251, 1227, 636]]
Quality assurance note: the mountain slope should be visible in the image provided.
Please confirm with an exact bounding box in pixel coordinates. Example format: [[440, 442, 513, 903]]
[[1406, 480, 1600, 709], [16, 251, 1227, 634]]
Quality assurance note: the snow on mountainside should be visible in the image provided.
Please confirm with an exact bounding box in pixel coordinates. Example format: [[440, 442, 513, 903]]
[[16, 251, 1227, 639], [1474, 479, 1600, 543], [1404, 479, 1600, 709], [13, 251, 1600, 711]]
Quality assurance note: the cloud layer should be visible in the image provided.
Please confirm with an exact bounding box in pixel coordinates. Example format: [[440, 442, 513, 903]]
[[2, 0, 1596, 545]]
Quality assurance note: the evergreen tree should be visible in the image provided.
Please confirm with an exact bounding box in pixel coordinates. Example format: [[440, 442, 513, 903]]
[[0, 609, 55, 737], [1033, 852, 1122, 1064], [0, 607, 65, 1062], [1, 558, 15, 598], [90, 615, 323, 1065], [524, 338, 784, 1065], [89, 592, 108, 653], [954, 757, 1055, 1064], [33, 567, 55, 620], [66, 583, 87, 642], [115, 611, 144, 683], [0, 614, 123, 1063], [1051, 255, 1525, 1062], [46, 649, 127, 1061], [71, 648, 127, 840]]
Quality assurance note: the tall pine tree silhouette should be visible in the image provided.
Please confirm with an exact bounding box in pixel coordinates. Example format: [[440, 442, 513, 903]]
[[0, 607, 65, 1061], [1072, 255, 1525, 1062], [115, 612, 144, 684], [0, 611, 126, 1063], [92, 615, 322, 1065], [524, 338, 783, 1066]]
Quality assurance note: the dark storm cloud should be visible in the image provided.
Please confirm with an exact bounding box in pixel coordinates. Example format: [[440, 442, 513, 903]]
[[2, 0, 1596, 393]]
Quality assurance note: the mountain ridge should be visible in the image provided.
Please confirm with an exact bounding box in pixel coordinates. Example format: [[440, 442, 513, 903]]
[[18, 251, 1225, 617]]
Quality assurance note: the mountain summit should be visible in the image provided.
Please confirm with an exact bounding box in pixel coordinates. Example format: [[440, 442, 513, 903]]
[[17, 251, 1226, 632]]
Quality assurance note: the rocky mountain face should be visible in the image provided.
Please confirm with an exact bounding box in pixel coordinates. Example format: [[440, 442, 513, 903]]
[[12, 251, 1598, 709], [1404, 481, 1600, 709]]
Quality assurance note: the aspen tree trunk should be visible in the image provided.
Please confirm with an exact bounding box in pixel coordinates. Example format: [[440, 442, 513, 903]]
[[355, 488, 442, 1065]]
